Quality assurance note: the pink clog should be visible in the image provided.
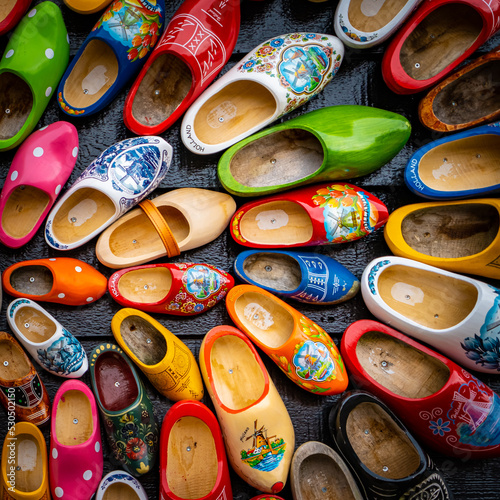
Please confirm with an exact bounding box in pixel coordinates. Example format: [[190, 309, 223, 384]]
[[49, 379, 103, 500], [0, 122, 78, 248]]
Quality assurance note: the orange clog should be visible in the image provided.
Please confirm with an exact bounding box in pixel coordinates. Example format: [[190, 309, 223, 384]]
[[226, 285, 348, 395], [2, 258, 107, 306]]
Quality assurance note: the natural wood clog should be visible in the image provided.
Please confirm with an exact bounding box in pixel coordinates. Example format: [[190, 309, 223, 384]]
[[95, 471, 149, 499], [111, 308, 204, 401], [96, 188, 236, 269], [199, 326, 295, 494], [226, 284, 348, 395]]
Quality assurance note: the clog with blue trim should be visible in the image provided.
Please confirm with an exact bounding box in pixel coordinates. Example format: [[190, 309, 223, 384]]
[[44, 136, 172, 251], [234, 249, 359, 305], [95, 471, 149, 499], [0, 2, 69, 151], [57, 0, 165, 117], [0, 0, 31, 36], [181, 33, 344, 155], [405, 122, 500, 199]]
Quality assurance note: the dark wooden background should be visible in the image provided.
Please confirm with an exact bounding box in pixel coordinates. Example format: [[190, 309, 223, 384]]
[[1, 0, 500, 498]]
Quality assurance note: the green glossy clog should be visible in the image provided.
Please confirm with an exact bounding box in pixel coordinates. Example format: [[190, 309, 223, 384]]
[[0, 2, 69, 151], [218, 105, 411, 197]]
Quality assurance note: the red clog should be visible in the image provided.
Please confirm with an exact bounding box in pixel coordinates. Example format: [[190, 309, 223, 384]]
[[382, 0, 500, 94], [342, 319, 500, 459], [230, 183, 388, 248], [123, 0, 240, 136], [0, 0, 31, 36], [108, 262, 234, 316], [160, 400, 232, 500]]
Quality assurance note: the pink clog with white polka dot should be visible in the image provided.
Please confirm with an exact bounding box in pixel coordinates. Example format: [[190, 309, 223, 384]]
[[0, 121, 78, 248], [50, 379, 103, 500]]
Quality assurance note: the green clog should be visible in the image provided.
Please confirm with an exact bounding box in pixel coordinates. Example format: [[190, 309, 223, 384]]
[[0, 2, 69, 151], [217, 105, 411, 197]]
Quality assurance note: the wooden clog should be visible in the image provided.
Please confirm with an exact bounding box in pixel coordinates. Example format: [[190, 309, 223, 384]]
[[0, 332, 50, 427], [290, 441, 363, 500], [96, 188, 236, 269], [226, 284, 349, 395], [63, 0, 112, 15], [1, 422, 50, 499], [95, 471, 149, 499], [111, 308, 204, 401], [199, 325, 295, 494], [0, 0, 31, 36]]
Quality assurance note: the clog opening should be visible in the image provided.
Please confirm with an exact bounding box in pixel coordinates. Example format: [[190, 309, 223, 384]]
[[377, 264, 477, 329], [229, 130, 323, 187], [95, 351, 138, 412], [210, 335, 265, 410], [348, 0, 408, 32], [400, 5, 482, 81], [239, 201, 313, 246], [63, 39, 118, 109], [117, 268, 172, 304], [52, 187, 116, 244], [418, 136, 500, 192], [346, 401, 421, 479], [0, 1, 16, 22], [432, 61, 500, 125], [132, 54, 192, 127], [356, 330, 449, 398], [10, 265, 53, 296], [55, 389, 93, 446], [401, 203, 498, 258], [119, 315, 166, 366], [193, 81, 276, 145], [242, 253, 302, 291], [0, 338, 30, 380], [14, 306, 56, 344], [103, 482, 140, 499], [234, 291, 295, 348], [167, 416, 218, 498], [4, 434, 43, 492], [2, 186, 50, 239], [0, 73, 32, 141]]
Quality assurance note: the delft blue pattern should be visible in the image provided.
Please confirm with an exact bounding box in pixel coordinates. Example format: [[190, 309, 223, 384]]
[[368, 259, 391, 295], [9, 299, 31, 317], [293, 255, 329, 302], [45, 220, 69, 250], [99, 471, 142, 491]]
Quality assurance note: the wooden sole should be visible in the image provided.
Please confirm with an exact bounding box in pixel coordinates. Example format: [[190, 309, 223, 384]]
[[9, 265, 53, 297], [103, 482, 142, 499], [0, 338, 30, 381], [14, 306, 57, 344], [6, 434, 43, 493], [117, 268, 172, 304], [166, 416, 218, 499], [55, 389, 93, 446], [348, 0, 409, 32], [401, 203, 498, 258], [0, 72, 33, 141]]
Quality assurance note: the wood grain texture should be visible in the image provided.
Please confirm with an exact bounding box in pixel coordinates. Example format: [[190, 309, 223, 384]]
[[0, 0, 499, 499]]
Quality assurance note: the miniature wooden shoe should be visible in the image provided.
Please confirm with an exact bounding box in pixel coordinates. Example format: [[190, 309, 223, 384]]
[[0, 2, 69, 151], [362, 255, 500, 373], [419, 45, 500, 132], [382, 0, 500, 94], [49, 380, 103, 500], [234, 249, 359, 305], [180, 33, 344, 155], [230, 183, 388, 249], [7, 298, 88, 379], [96, 188, 236, 269], [0, 122, 78, 249], [108, 262, 234, 315], [217, 105, 411, 196], [290, 441, 363, 500], [45, 136, 172, 251], [57, 0, 165, 117], [89, 343, 159, 477], [404, 122, 500, 199], [329, 390, 456, 496], [124, 0, 240, 136], [111, 308, 204, 401], [0, 331, 50, 427], [63, 0, 112, 15], [0, 0, 31, 36], [160, 400, 232, 500], [199, 326, 295, 493], [226, 285, 348, 395], [384, 198, 500, 280], [1, 422, 50, 499], [334, 0, 423, 48], [3, 257, 107, 306], [95, 471, 149, 500], [341, 320, 500, 459]]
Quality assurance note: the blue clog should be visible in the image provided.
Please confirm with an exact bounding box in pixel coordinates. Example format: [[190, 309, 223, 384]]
[[57, 0, 165, 117], [405, 121, 500, 199], [233, 249, 359, 305]]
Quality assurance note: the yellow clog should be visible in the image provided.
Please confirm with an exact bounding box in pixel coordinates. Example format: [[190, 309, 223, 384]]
[[63, 0, 113, 15]]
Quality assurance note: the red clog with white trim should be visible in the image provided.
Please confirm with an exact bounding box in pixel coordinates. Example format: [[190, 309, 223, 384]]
[[0, 0, 31, 35]]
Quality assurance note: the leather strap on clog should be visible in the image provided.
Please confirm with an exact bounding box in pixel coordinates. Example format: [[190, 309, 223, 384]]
[[139, 199, 180, 257]]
